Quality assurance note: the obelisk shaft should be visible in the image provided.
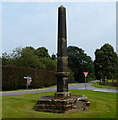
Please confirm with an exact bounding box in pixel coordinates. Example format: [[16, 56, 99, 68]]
[[56, 5, 69, 93]]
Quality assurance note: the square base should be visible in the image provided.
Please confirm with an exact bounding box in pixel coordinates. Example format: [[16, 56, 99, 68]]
[[34, 94, 90, 113]]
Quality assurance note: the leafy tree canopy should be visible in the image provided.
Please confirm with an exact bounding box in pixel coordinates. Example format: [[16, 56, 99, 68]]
[[67, 46, 95, 83], [35, 47, 50, 58], [94, 43, 118, 80], [21, 46, 35, 57], [2, 46, 56, 71]]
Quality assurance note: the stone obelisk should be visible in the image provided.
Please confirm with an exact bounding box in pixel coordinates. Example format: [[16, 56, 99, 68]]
[[55, 5, 71, 97], [35, 6, 90, 113]]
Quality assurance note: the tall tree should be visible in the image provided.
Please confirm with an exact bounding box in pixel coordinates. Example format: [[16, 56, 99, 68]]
[[94, 43, 118, 80], [67, 46, 95, 83]]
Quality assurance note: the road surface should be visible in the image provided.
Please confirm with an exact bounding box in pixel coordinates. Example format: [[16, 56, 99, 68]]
[[1, 80, 117, 96]]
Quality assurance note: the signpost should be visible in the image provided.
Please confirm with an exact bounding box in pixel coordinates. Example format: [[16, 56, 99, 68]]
[[83, 72, 88, 90], [24, 76, 32, 89]]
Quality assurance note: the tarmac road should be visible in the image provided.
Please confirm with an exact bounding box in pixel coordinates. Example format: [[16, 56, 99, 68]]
[[1, 80, 117, 96]]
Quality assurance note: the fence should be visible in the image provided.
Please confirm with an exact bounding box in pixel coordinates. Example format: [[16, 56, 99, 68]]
[[2, 65, 56, 90]]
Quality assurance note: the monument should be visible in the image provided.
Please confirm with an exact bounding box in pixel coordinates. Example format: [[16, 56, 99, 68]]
[[35, 5, 90, 113], [55, 5, 71, 97]]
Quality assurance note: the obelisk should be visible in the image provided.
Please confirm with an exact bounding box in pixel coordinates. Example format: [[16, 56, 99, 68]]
[[35, 6, 90, 113], [55, 5, 71, 97]]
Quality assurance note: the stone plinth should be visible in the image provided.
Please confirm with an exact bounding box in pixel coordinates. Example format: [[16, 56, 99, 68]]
[[35, 95, 90, 113], [55, 92, 71, 97]]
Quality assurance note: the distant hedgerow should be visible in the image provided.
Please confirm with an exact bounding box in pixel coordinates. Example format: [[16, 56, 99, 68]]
[[2, 65, 56, 90]]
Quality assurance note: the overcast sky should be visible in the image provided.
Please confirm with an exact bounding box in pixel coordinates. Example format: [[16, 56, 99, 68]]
[[1, 2, 116, 60]]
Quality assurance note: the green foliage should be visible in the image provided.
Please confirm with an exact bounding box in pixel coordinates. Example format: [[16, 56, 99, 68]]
[[94, 43, 118, 80], [2, 46, 57, 71], [10, 47, 22, 58], [2, 47, 23, 65], [39, 57, 57, 71], [2, 66, 56, 90], [21, 46, 35, 56], [67, 46, 95, 83], [35, 47, 50, 58], [68, 68, 74, 83], [2, 52, 11, 65]]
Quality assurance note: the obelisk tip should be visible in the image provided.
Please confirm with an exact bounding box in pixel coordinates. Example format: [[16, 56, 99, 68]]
[[59, 5, 65, 8]]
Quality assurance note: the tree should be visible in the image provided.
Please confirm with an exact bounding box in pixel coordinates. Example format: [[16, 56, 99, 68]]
[[2, 52, 11, 65], [35, 47, 50, 58], [67, 46, 95, 83], [2, 46, 57, 71], [2, 47, 22, 65], [14, 46, 49, 69], [39, 57, 57, 71], [10, 47, 22, 59], [21, 46, 35, 57], [94, 43, 118, 80]]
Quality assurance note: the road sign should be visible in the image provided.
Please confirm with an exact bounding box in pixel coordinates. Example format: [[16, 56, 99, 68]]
[[24, 76, 32, 89], [27, 79, 32, 84], [83, 72, 88, 90], [83, 72, 88, 78], [24, 76, 32, 79]]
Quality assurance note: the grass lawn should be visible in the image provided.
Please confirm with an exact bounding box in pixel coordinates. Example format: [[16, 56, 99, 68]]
[[92, 82, 117, 89], [2, 90, 117, 119]]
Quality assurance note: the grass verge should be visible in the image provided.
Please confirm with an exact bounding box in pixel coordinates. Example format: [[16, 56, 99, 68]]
[[92, 82, 117, 89], [2, 90, 117, 119]]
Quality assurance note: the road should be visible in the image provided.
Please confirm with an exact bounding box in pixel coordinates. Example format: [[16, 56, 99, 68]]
[[1, 80, 117, 96]]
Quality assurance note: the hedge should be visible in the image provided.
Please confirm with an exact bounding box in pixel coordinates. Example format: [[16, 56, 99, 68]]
[[2, 65, 56, 90]]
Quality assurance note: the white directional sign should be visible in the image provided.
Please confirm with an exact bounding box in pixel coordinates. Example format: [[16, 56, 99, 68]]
[[83, 72, 88, 78], [24, 76, 32, 79], [24, 76, 32, 89]]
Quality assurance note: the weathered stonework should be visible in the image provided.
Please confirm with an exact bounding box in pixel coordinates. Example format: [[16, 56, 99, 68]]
[[35, 5, 90, 113], [35, 95, 90, 113], [57, 5, 69, 94]]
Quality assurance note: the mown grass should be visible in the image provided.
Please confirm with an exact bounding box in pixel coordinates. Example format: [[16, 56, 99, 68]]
[[92, 82, 117, 89], [2, 90, 117, 119]]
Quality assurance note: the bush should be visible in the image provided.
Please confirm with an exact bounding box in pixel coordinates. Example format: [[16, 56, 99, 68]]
[[2, 65, 56, 90]]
